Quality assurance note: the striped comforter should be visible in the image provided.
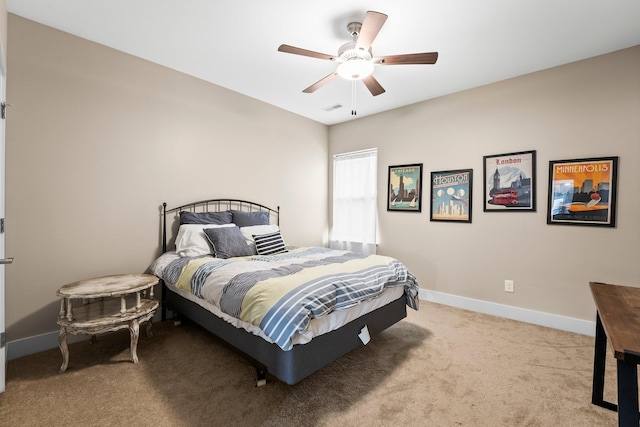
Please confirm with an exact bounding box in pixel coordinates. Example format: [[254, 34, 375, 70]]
[[151, 247, 419, 351]]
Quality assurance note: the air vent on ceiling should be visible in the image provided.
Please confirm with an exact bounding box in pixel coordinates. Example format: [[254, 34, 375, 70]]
[[323, 104, 343, 112]]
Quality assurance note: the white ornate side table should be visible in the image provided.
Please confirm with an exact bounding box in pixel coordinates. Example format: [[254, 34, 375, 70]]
[[56, 273, 159, 373]]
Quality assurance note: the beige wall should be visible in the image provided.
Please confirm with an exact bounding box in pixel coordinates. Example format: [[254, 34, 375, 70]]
[[5, 15, 328, 340], [330, 45, 640, 322]]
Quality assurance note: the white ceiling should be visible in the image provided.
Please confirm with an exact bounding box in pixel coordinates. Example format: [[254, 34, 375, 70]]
[[7, 0, 640, 126]]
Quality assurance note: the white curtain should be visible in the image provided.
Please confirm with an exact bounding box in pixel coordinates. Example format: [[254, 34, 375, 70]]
[[330, 149, 377, 255]]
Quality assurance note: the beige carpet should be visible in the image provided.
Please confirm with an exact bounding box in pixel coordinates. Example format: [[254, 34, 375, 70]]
[[0, 302, 619, 426]]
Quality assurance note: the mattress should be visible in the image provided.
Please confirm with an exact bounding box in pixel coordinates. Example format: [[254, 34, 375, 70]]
[[164, 282, 404, 346]]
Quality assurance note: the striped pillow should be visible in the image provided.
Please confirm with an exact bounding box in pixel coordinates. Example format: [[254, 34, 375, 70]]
[[253, 231, 288, 255]]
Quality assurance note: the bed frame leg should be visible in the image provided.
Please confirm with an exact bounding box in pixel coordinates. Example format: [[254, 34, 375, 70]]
[[172, 312, 181, 326], [255, 368, 267, 387]]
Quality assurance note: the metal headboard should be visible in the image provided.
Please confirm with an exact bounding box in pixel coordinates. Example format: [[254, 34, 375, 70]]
[[162, 199, 280, 253]]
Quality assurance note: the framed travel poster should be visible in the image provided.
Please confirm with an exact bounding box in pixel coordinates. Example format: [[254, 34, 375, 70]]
[[547, 156, 618, 227], [430, 169, 473, 223], [483, 150, 536, 212], [388, 163, 423, 212]]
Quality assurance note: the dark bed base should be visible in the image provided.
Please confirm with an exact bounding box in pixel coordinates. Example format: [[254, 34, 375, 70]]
[[163, 284, 407, 385]]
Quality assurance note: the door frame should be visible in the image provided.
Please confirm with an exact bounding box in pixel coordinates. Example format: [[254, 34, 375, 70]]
[[0, 39, 7, 393]]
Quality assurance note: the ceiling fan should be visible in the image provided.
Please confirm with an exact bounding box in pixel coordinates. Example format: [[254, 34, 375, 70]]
[[278, 11, 438, 98]]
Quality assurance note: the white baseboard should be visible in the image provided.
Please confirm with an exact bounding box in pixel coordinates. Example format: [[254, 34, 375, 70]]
[[7, 331, 90, 361], [7, 311, 164, 361], [8, 291, 595, 361], [420, 288, 595, 336]]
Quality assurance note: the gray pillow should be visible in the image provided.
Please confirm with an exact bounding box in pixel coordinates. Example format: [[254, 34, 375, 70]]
[[231, 210, 269, 227], [203, 226, 253, 259], [180, 211, 233, 225]]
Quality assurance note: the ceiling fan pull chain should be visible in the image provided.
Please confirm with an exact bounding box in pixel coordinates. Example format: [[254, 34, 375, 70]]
[[351, 81, 357, 115]]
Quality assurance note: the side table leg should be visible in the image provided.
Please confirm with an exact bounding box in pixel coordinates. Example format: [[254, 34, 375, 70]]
[[617, 358, 639, 427], [65, 298, 74, 321], [58, 327, 69, 373], [146, 319, 154, 338], [58, 299, 65, 319], [129, 319, 140, 364], [590, 312, 620, 412], [592, 313, 607, 406]]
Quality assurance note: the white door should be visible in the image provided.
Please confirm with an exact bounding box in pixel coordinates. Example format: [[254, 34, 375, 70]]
[[0, 53, 7, 393]]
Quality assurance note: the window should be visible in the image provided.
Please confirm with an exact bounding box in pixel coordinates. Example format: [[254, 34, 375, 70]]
[[330, 148, 378, 255]]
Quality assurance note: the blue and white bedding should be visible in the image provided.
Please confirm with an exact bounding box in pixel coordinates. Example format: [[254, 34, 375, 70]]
[[149, 247, 419, 351]]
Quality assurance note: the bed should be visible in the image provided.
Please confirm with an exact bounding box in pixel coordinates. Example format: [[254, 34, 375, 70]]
[[149, 198, 419, 385]]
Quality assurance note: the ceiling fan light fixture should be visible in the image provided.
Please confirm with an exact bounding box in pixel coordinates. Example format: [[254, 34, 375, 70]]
[[337, 58, 374, 80], [278, 10, 437, 99]]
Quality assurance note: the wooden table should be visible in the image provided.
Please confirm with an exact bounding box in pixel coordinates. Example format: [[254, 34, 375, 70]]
[[57, 273, 159, 373], [590, 281, 640, 427]]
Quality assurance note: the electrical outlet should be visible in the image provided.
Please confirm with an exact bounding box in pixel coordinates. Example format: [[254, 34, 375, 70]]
[[504, 280, 514, 293]]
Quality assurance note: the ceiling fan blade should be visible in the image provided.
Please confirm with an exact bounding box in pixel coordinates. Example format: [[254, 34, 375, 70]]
[[278, 44, 337, 61], [362, 74, 385, 96], [376, 52, 439, 65], [356, 11, 388, 51], [302, 72, 338, 93]]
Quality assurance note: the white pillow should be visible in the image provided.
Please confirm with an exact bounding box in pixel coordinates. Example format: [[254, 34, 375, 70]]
[[175, 223, 235, 257], [240, 224, 280, 254]]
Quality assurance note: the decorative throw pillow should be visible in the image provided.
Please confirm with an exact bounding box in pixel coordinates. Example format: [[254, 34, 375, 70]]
[[253, 231, 288, 256], [175, 223, 235, 257], [180, 210, 233, 225], [204, 226, 254, 259], [240, 224, 280, 254], [231, 210, 269, 227]]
